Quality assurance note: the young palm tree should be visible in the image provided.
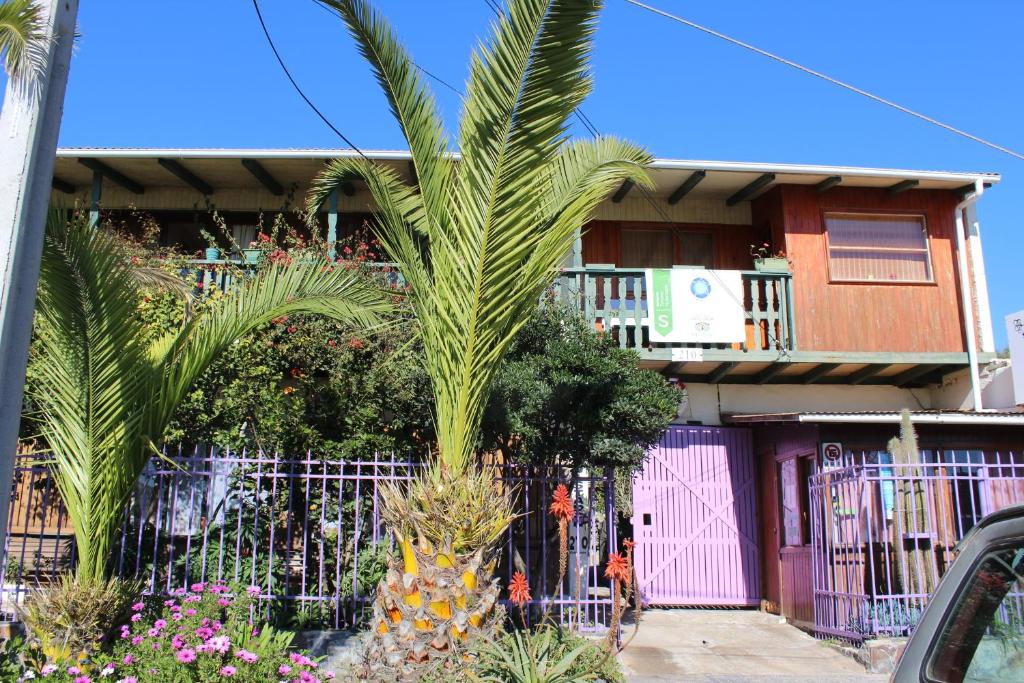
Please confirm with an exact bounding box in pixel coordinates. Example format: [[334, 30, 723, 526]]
[[30, 212, 392, 581], [0, 0, 47, 84], [309, 0, 651, 674]]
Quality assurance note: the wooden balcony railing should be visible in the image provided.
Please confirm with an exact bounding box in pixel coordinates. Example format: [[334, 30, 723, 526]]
[[182, 261, 795, 356], [552, 267, 797, 354]]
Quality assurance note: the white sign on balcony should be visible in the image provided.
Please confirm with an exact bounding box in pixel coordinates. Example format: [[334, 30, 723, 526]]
[[645, 269, 745, 344], [1006, 310, 1024, 406]]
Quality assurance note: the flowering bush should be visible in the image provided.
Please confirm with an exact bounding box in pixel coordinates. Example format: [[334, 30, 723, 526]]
[[18, 583, 334, 683]]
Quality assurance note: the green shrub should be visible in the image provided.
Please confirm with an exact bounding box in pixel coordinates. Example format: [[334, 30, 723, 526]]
[[17, 575, 140, 666], [470, 626, 624, 683]]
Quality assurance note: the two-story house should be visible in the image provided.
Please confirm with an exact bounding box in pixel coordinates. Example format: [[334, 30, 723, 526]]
[[49, 148, 1023, 638]]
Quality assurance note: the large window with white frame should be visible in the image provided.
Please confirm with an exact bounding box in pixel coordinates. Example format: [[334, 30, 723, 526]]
[[824, 212, 933, 283]]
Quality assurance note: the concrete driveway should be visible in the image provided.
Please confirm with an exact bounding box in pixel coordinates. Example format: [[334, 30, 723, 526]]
[[617, 609, 888, 683]]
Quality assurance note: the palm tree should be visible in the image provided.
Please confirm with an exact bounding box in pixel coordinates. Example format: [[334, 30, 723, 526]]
[[0, 0, 47, 84], [30, 212, 392, 581], [309, 0, 651, 674]]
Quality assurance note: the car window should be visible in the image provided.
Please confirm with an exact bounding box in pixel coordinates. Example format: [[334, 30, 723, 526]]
[[926, 541, 1024, 683]]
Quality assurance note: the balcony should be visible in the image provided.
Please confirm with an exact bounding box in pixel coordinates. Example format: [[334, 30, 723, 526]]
[[181, 260, 987, 387]]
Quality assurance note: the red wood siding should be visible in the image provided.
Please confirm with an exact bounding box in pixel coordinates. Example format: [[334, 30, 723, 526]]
[[581, 220, 764, 269], [752, 186, 966, 353]]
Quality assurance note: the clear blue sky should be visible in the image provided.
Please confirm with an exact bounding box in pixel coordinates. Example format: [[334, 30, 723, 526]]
[[8, 0, 1024, 346]]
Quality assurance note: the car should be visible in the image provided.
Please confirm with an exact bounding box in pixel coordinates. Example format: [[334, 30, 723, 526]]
[[892, 504, 1024, 682]]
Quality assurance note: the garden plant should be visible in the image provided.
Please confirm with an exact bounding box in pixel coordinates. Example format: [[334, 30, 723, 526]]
[[308, 0, 651, 676]]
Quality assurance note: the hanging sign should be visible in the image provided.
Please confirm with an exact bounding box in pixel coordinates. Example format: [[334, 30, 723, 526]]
[[821, 442, 844, 465], [1007, 310, 1024, 406], [644, 269, 745, 344]]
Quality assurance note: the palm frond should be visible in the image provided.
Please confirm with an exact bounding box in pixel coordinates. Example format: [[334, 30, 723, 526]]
[[0, 0, 48, 83], [147, 259, 393, 441], [318, 0, 452, 236], [32, 212, 152, 579]]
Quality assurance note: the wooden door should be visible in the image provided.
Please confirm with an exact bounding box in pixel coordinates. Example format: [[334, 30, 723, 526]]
[[632, 426, 760, 606]]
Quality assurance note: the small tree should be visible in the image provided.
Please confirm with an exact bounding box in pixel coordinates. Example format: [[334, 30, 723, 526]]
[[481, 302, 678, 495]]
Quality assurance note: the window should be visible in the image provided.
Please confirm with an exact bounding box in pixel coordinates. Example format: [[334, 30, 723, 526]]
[[679, 232, 714, 268], [825, 212, 932, 283], [925, 541, 1024, 683], [620, 228, 673, 268], [780, 456, 815, 546]]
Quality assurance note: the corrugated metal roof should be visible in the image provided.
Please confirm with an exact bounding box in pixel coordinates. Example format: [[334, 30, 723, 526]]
[[725, 410, 1024, 425]]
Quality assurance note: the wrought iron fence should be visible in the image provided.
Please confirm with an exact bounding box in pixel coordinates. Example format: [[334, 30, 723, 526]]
[[809, 451, 1024, 641], [1, 449, 616, 631]]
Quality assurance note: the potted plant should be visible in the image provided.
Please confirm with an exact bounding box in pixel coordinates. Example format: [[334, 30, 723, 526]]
[[243, 241, 263, 264], [751, 243, 790, 272], [200, 229, 220, 260]]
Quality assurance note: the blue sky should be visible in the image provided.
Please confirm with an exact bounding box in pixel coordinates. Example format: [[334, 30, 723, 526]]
[[8, 0, 1024, 346]]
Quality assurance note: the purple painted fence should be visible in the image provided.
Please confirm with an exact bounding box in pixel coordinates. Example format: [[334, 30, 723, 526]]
[[631, 425, 759, 607], [0, 449, 616, 631], [809, 450, 1024, 640]]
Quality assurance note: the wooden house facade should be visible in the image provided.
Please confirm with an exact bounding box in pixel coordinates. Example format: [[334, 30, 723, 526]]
[[44, 149, 1022, 636]]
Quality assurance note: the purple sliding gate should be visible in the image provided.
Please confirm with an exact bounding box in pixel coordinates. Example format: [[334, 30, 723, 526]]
[[631, 425, 760, 606]]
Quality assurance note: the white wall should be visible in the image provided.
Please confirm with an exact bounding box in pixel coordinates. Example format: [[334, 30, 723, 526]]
[[676, 382, 935, 425]]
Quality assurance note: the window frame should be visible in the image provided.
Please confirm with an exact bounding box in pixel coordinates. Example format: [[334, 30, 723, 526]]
[[616, 223, 717, 269], [822, 210, 935, 285]]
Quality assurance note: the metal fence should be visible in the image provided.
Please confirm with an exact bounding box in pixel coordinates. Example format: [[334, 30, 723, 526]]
[[809, 450, 1024, 640], [0, 449, 616, 631]]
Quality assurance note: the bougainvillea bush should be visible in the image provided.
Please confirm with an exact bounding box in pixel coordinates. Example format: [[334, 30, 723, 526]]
[[17, 583, 333, 683]]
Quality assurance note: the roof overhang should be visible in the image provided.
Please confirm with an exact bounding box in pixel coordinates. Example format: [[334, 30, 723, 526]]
[[51, 148, 1001, 200], [725, 411, 1024, 426]]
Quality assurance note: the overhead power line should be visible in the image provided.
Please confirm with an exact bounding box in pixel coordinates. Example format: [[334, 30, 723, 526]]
[[624, 0, 1024, 162]]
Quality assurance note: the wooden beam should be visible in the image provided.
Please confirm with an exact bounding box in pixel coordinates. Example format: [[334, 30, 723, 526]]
[[51, 176, 75, 194], [847, 363, 889, 385], [754, 363, 787, 384], [611, 179, 634, 203], [815, 175, 842, 193], [77, 158, 144, 194], [241, 159, 283, 196], [708, 361, 738, 383], [157, 158, 213, 196], [887, 179, 919, 196], [800, 363, 841, 384], [956, 181, 993, 198], [726, 173, 775, 206], [667, 170, 706, 205], [889, 363, 944, 386]]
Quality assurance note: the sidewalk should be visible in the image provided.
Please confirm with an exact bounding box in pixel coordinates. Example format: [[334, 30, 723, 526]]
[[617, 609, 888, 682]]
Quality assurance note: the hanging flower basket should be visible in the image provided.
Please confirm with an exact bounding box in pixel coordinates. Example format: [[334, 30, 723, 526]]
[[753, 256, 790, 273], [243, 248, 263, 265], [204, 247, 221, 261]]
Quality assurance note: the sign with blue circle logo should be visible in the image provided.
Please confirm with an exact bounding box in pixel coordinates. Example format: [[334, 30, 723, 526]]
[[690, 277, 712, 299]]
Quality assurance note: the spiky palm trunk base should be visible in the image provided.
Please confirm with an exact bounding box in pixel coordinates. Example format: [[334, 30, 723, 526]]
[[355, 537, 502, 680]]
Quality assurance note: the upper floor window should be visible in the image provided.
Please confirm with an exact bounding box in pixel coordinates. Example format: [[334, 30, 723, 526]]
[[619, 228, 714, 269], [825, 212, 932, 283]]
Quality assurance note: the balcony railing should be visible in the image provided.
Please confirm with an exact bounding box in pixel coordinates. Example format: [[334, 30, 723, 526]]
[[552, 267, 796, 355], [182, 260, 795, 357]]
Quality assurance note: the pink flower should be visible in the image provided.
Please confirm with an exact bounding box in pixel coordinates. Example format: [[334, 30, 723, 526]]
[[67, 667, 81, 675], [172, 613, 183, 622], [121, 678, 137, 683], [73, 677, 91, 683], [131, 602, 144, 612], [169, 604, 181, 612], [122, 654, 134, 666], [153, 619, 167, 629], [119, 625, 131, 639], [208, 635, 231, 653], [176, 649, 197, 663], [324, 672, 335, 680], [184, 608, 197, 616], [235, 649, 258, 664], [191, 583, 206, 593], [300, 672, 316, 683], [184, 595, 201, 603], [219, 666, 237, 677], [217, 598, 231, 607], [151, 642, 160, 651], [173, 587, 187, 596], [131, 636, 143, 646], [246, 585, 261, 597], [163, 600, 176, 607], [195, 627, 213, 640], [147, 628, 161, 638], [172, 634, 186, 649], [279, 665, 292, 675], [130, 613, 142, 622]]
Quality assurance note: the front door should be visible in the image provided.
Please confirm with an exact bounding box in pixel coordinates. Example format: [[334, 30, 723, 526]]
[[632, 425, 760, 606]]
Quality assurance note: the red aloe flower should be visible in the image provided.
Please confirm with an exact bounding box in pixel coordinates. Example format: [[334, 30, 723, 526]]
[[508, 571, 531, 607], [623, 539, 635, 553], [549, 484, 574, 522], [605, 553, 629, 583]]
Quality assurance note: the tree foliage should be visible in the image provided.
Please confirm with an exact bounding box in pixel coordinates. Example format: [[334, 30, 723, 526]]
[[482, 303, 679, 472]]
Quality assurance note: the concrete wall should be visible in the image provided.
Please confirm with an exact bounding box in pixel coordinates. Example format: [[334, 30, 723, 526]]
[[677, 383, 937, 426]]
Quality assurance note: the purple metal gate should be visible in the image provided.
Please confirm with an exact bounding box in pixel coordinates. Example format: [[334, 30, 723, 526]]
[[631, 425, 760, 606]]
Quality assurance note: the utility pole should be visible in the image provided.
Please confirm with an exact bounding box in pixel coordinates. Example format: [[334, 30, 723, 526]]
[[0, 0, 80, 542]]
